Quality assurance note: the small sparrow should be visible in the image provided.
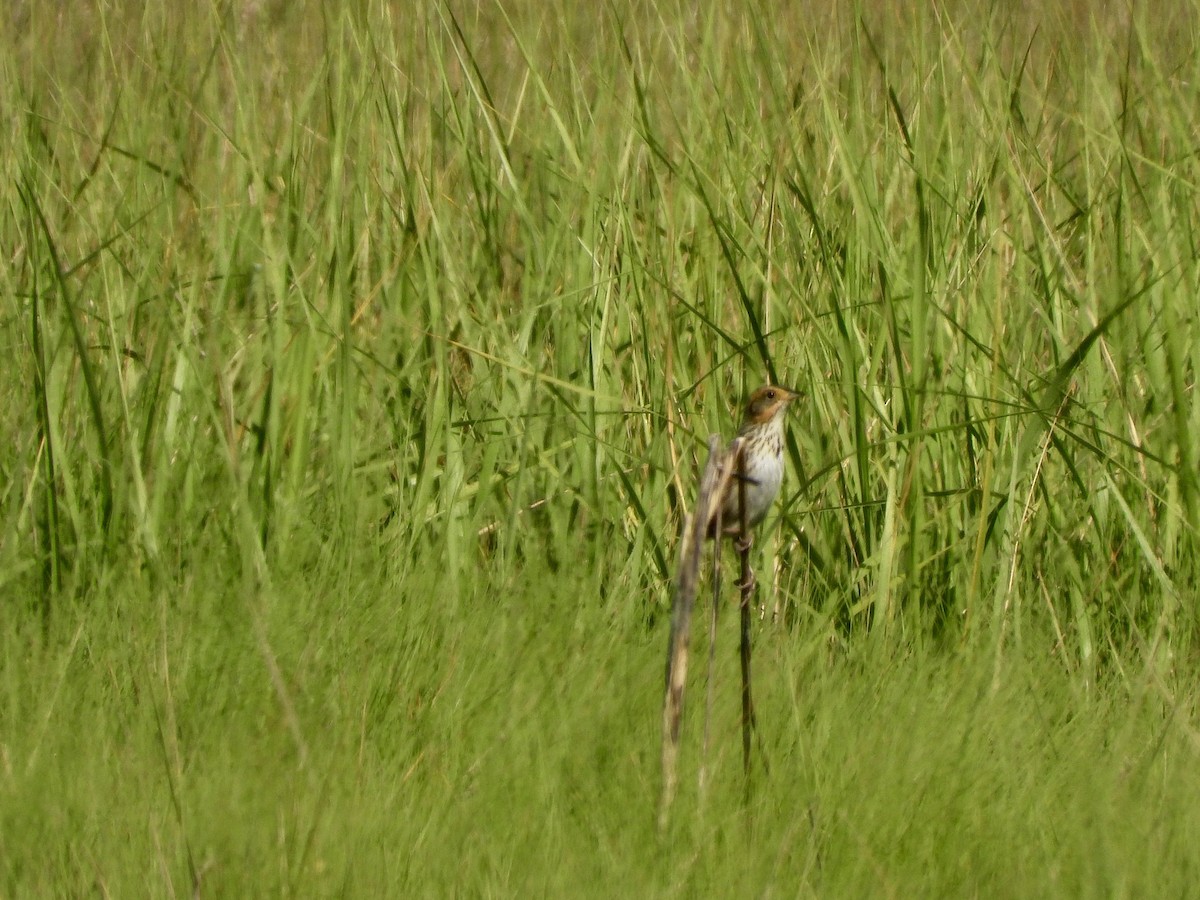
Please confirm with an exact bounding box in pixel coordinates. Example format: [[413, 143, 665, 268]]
[[708, 385, 799, 541]]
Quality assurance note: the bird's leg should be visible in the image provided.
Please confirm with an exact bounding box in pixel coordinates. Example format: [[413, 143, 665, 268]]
[[734, 532, 755, 592]]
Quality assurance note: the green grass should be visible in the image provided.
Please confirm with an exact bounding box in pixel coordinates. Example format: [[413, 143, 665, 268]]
[[4, 0, 1200, 895]]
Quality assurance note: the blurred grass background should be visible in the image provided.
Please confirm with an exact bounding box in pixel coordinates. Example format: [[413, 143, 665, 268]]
[[3, 0, 1199, 895]]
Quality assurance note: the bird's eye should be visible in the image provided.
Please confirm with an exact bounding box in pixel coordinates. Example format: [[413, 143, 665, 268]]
[[765, 390, 776, 399]]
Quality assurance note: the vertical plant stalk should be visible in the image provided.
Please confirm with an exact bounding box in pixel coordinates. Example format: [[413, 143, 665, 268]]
[[661, 436, 735, 829], [699, 484, 724, 798], [735, 440, 758, 785]]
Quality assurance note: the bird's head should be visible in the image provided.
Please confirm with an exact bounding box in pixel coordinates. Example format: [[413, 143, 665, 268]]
[[741, 385, 801, 428]]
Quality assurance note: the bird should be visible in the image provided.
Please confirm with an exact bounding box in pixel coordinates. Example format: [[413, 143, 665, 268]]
[[707, 385, 799, 546]]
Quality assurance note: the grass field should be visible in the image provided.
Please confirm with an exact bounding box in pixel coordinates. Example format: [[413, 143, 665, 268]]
[[4, 0, 1200, 895]]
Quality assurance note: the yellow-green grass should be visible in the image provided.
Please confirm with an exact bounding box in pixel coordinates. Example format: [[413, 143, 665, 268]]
[[3, 1, 1199, 894]]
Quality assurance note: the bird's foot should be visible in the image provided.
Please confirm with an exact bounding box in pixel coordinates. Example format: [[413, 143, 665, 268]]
[[735, 533, 756, 592]]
